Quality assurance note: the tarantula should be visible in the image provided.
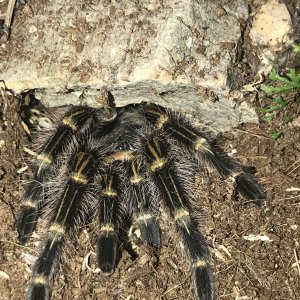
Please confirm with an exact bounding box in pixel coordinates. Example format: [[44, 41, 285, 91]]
[[16, 94, 266, 300]]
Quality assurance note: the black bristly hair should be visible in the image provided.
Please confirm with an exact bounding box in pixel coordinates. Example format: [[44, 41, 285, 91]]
[[96, 162, 124, 275], [16, 97, 266, 300], [143, 133, 214, 300], [16, 106, 96, 243], [28, 150, 96, 300], [16, 105, 119, 244], [142, 102, 266, 206], [125, 155, 161, 249]]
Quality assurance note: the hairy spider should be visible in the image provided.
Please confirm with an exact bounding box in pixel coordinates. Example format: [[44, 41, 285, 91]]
[[16, 96, 266, 300]]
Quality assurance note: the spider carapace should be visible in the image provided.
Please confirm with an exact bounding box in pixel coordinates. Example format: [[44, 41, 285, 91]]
[[16, 96, 266, 300]]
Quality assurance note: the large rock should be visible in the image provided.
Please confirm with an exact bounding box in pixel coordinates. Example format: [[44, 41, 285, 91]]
[[0, 0, 259, 131], [250, 0, 292, 49]]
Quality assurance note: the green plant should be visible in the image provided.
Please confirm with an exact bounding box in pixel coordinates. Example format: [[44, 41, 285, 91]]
[[269, 131, 282, 140], [292, 43, 300, 53], [261, 68, 300, 94], [260, 68, 300, 139]]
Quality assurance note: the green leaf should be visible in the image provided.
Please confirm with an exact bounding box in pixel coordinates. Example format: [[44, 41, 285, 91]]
[[260, 106, 280, 113], [260, 84, 275, 94], [269, 131, 282, 140], [292, 44, 300, 53], [286, 69, 300, 85], [263, 114, 274, 122], [261, 83, 289, 94], [269, 69, 279, 81], [283, 116, 293, 124], [261, 68, 300, 94], [272, 97, 286, 106]]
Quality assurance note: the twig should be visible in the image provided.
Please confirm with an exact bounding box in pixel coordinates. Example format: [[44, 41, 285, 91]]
[[293, 248, 300, 275], [0, 0, 17, 43], [285, 158, 300, 176], [0, 239, 33, 251], [235, 128, 268, 139], [5, 0, 17, 27]]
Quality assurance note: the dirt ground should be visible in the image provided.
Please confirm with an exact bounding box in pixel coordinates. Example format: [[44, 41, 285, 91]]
[[1, 1, 300, 300]]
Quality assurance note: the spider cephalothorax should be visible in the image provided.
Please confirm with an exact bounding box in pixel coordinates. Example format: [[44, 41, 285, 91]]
[[16, 98, 266, 300]]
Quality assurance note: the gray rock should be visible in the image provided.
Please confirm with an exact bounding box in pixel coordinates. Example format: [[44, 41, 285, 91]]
[[0, 0, 259, 131]]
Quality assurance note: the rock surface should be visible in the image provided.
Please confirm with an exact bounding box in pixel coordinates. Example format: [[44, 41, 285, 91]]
[[249, 0, 293, 75], [250, 0, 292, 49], [1, 0, 260, 131]]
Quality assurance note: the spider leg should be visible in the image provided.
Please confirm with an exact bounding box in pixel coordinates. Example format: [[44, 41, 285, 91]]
[[16, 172, 45, 244], [102, 105, 162, 250], [126, 156, 161, 248], [16, 106, 116, 243], [105, 107, 162, 250], [27, 151, 96, 300], [96, 164, 124, 275], [142, 103, 266, 205], [144, 135, 213, 300], [16, 106, 94, 243]]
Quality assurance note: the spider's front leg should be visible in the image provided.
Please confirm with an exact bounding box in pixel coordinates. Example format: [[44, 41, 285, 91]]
[[142, 103, 266, 206], [28, 150, 96, 300], [16, 106, 97, 243], [16, 102, 119, 300], [144, 134, 214, 300]]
